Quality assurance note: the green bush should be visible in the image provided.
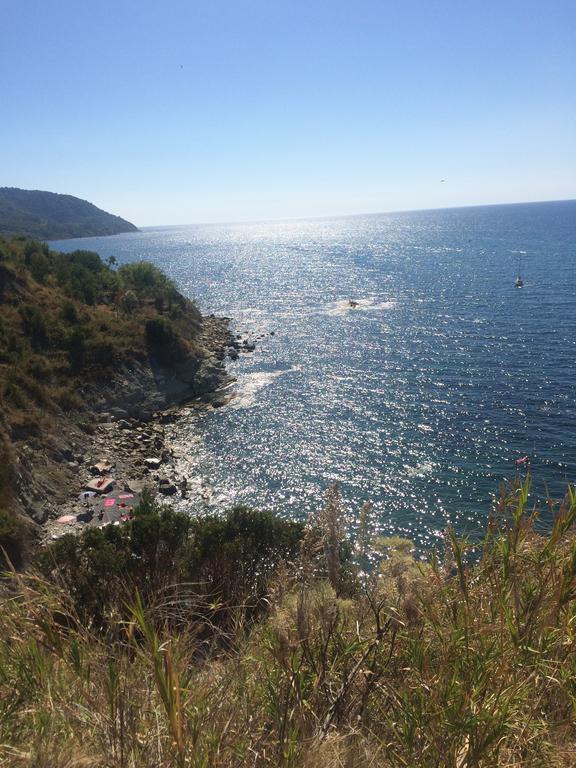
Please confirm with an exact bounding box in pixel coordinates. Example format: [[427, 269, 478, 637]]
[[28, 251, 52, 284], [26, 355, 52, 382], [89, 339, 114, 367], [2, 480, 575, 765], [3, 380, 28, 410], [19, 305, 48, 349], [119, 261, 173, 294], [60, 300, 79, 324], [0, 316, 21, 363], [66, 327, 87, 372], [187, 506, 304, 606], [37, 498, 305, 629], [67, 250, 105, 273], [0, 436, 24, 568], [145, 317, 186, 364], [56, 262, 98, 304], [9, 370, 47, 407]]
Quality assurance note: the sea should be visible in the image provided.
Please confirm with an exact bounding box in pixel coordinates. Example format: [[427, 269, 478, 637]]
[[51, 200, 576, 548]]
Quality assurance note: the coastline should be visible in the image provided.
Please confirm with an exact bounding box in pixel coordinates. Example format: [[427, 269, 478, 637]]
[[21, 317, 256, 545]]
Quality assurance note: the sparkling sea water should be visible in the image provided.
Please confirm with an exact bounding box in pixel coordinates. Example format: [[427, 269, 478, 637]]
[[52, 200, 576, 547]]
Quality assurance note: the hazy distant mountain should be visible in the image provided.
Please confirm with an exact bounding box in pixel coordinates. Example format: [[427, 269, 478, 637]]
[[0, 187, 139, 240]]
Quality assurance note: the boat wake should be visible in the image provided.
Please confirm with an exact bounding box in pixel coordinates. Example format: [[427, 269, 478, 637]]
[[325, 298, 396, 316]]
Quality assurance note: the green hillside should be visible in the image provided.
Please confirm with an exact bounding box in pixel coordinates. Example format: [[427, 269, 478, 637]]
[[0, 187, 138, 240]]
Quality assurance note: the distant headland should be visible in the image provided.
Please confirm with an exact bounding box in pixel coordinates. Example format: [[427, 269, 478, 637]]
[[0, 187, 139, 240]]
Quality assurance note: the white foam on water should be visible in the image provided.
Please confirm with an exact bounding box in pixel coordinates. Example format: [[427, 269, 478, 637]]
[[230, 366, 299, 410], [404, 461, 436, 478], [325, 298, 396, 317]]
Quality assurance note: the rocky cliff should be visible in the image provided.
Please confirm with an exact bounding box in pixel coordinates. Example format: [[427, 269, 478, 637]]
[[0, 237, 239, 561]]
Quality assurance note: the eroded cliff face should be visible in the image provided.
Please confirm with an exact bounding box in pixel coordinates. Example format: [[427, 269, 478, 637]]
[[80, 315, 237, 419]]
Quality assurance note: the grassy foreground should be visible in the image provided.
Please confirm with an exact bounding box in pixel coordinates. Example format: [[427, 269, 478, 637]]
[[0, 478, 575, 767]]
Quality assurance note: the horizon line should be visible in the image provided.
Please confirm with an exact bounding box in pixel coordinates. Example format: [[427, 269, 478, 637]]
[[136, 195, 576, 230]]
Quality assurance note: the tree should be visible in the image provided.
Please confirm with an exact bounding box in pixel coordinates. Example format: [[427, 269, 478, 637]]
[[120, 289, 138, 315]]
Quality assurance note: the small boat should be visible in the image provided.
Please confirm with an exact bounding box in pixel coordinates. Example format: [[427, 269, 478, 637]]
[[514, 252, 525, 288], [348, 299, 359, 308]]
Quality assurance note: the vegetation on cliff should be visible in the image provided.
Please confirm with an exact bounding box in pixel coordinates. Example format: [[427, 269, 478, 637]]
[[0, 236, 206, 561], [0, 478, 575, 766], [0, 188, 138, 240]]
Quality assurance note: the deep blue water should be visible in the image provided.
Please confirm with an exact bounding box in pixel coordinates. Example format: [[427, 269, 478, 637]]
[[52, 200, 576, 546]]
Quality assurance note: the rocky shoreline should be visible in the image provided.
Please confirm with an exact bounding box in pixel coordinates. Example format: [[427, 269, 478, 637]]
[[17, 318, 261, 544], [43, 406, 187, 540]]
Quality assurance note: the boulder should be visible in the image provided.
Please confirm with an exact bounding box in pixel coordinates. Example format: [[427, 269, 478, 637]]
[[109, 407, 129, 419], [158, 479, 177, 495], [125, 479, 146, 494], [174, 357, 201, 385], [160, 411, 179, 424], [91, 461, 114, 475], [193, 358, 228, 394]]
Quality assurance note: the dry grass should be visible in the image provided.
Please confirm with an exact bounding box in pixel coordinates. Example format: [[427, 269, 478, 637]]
[[0, 478, 575, 766]]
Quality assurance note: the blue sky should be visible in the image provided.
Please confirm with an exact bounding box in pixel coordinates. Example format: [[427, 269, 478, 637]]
[[1, 0, 574, 225]]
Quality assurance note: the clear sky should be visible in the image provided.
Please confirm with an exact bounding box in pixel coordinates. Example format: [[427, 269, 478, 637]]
[[1, 0, 574, 225]]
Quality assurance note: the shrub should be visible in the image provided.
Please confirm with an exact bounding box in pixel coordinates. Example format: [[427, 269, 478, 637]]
[[8, 412, 41, 439], [67, 250, 105, 273], [0, 316, 21, 363], [53, 386, 83, 412], [26, 355, 52, 382], [3, 380, 28, 410], [28, 251, 52, 283], [145, 317, 186, 364], [37, 499, 305, 630], [56, 261, 98, 304], [0, 436, 25, 568], [78, 417, 96, 435], [60, 300, 79, 324], [0, 507, 24, 568], [186, 506, 304, 608], [0, 479, 571, 766], [8, 370, 47, 407], [19, 305, 48, 349], [119, 261, 173, 293], [66, 327, 87, 372]]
